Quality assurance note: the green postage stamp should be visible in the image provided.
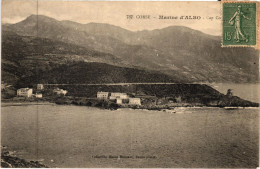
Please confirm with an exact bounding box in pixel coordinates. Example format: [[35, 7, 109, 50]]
[[222, 2, 257, 47]]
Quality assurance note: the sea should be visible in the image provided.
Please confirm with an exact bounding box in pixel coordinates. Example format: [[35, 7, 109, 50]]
[[209, 83, 259, 103], [1, 83, 259, 168]]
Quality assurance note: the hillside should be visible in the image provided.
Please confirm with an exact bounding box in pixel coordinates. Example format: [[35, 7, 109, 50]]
[[16, 62, 180, 88], [1, 31, 128, 84], [1, 33, 182, 87], [3, 15, 259, 83], [132, 26, 258, 82], [2, 31, 120, 64]]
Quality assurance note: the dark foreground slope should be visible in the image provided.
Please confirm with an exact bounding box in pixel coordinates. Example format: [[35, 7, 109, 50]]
[[1, 156, 48, 168], [1, 148, 48, 168]]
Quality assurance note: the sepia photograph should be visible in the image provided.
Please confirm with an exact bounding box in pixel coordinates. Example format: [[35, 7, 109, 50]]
[[1, 0, 259, 168]]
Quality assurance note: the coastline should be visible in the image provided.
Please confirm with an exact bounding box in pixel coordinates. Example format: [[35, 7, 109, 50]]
[[1, 101, 55, 107], [2, 83, 259, 110], [1, 99, 258, 111], [1, 146, 48, 168]]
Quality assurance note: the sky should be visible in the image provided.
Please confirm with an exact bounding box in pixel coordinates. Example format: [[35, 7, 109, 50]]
[[2, 0, 222, 35]]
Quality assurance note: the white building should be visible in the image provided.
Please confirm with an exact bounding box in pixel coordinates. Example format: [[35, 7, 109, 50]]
[[109, 92, 128, 100], [97, 92, 109, 100], [35, 93, 43, 98], [17, 88, 33, 97], [53, 88, 68, 95], [116, 98, 123, 104], [37, 84, 44, 90], [129, 98, 141, 105]]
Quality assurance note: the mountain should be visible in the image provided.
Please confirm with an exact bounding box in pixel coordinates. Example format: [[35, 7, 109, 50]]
[[2, 31, 186, 87], [132, 26, 259, 82], [3, 15, 259, 83], [1, 30, 120, 64], [61, 21, 136, 44], [1, 31, 120, 84]]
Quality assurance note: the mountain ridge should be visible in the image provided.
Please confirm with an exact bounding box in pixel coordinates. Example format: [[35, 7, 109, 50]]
[[3, 14, 259, 83]]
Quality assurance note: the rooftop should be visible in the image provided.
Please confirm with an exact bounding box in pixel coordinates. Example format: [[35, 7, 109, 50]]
[[18, 88, 32, 92]]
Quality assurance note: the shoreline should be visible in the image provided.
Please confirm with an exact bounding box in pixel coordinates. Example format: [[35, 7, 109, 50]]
[[1, 101, 55, 107], [1, 100, 259, 111], [1, 146, 48, 168]]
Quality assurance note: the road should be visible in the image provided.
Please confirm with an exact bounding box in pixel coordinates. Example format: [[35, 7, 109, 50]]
[[43, 82, 209, 86]]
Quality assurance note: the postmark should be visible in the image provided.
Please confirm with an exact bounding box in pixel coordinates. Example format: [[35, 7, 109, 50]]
[[222, 2, 257, 47]]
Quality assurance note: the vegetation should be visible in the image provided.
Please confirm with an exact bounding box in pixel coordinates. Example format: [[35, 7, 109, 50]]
[[16, 62, 178, 88]]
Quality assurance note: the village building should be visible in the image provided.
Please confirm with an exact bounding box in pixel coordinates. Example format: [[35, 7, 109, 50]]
[[37, 84, 44, 90], [129, 98, 141, 105], [96, 91, 141, 105], [17, 88, 33, 97], [53, 88, 68, 95], [35, 93, 43, 98], [97, 92, 109, 100], [109, 92, 128, 100], [116, 98, 123, 104]]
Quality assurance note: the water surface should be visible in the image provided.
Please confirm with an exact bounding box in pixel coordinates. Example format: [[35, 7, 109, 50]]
[[209, 83, 259, 103], [1, 105, 258, 168]]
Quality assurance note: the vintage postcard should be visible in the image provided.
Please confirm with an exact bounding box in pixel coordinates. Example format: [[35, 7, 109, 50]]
[[1, 0, 259, 168]]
